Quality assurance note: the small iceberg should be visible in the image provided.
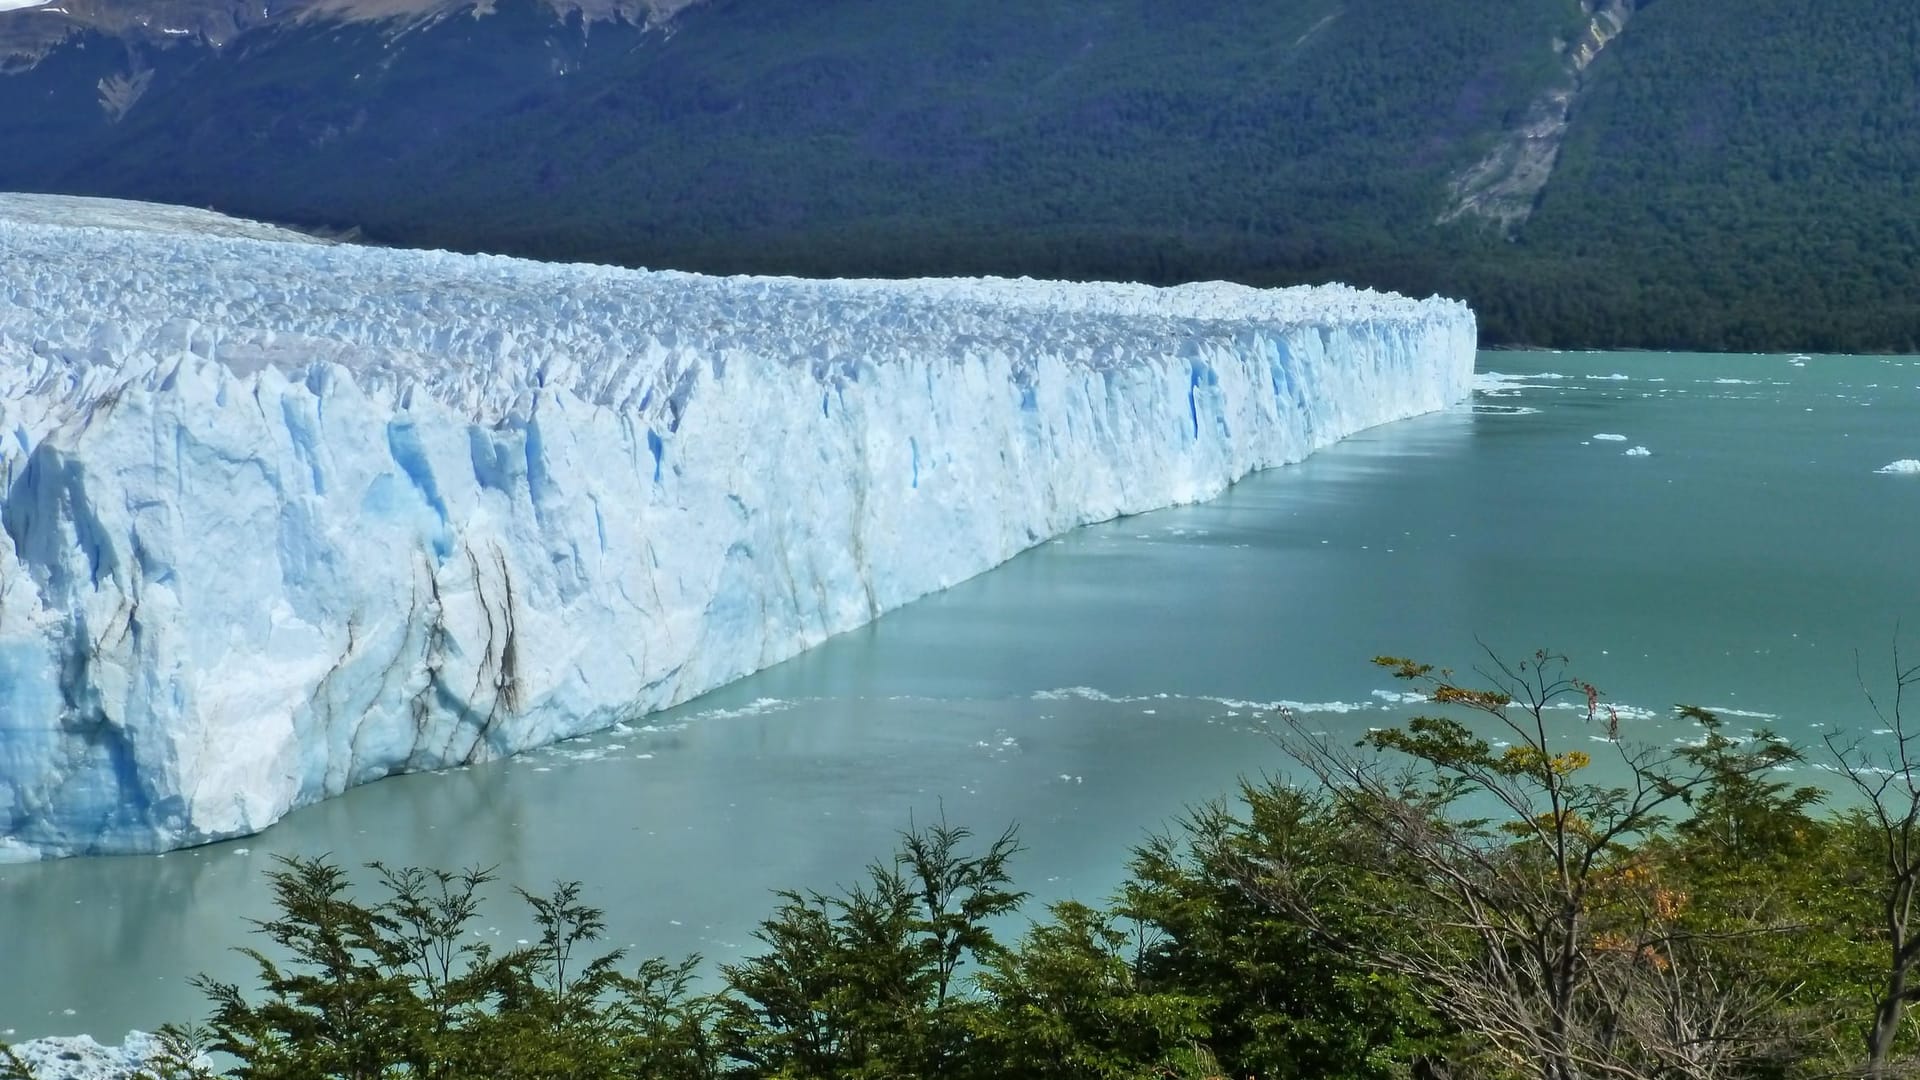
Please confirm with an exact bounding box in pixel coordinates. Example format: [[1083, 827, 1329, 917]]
[[1623, 446, 1651, 457], [1877, 460, 1920, 475], [1593, 433, 1629, 442]]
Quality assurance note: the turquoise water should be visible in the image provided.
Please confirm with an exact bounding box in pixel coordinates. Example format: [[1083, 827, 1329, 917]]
[[6, 349, 1920, 1041]]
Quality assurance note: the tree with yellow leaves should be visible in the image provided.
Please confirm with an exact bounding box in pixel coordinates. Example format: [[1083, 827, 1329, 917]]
[[1251, 649, 1803, 1080]]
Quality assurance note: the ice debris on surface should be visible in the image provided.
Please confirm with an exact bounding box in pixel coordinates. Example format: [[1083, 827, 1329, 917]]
[[1877, 460, 1920, 475], [0, 194, 321, 244], [3, 1032, 190, 1080], [1592, 433, 1628, 442], [0, 195, 1475, 858], [1472, 371, 1563, 397], [1623, 446, 1651, 457]]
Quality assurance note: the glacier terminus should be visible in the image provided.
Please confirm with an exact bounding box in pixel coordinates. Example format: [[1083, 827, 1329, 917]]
[[0, 196, 1476, 859]]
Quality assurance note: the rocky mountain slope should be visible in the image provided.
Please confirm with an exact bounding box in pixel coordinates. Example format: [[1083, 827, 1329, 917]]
[[0, 0, 692, 62]]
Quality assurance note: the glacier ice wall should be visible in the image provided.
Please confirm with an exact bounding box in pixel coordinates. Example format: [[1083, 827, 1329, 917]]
[[0, 201, 1476, 859]]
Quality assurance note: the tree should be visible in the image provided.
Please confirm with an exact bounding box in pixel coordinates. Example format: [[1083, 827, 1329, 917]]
[[719, 819, 1023, 1079], [1824, 643, 1920, 1077], [969, 900, 1215, 1080], [185, 855, 721, 1080], [1116, 786, 1449, 1079], [1262, 650, 1803, 1080]]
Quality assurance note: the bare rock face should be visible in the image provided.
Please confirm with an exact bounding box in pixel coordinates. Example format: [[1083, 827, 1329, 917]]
[[1438, 0, 1636, 231], [95, 64, 152, 121], [0, 0, 699, 67]]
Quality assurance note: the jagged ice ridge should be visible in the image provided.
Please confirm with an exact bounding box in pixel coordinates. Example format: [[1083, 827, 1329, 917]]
[[0, 197, 1476, 859]]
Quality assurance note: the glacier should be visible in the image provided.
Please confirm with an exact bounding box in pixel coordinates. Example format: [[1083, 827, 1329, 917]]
[[0, 196, 1476, 860]]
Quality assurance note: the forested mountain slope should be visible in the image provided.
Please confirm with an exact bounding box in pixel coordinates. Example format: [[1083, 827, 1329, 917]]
[[1, 0, 1913, 351], [1477, 0, 1920, 349]]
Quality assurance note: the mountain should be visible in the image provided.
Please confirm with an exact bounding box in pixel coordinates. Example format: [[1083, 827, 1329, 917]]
[[0, 0, 1914, 352]]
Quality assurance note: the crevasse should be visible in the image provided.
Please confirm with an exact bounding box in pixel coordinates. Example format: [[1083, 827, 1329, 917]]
[[0, 198, 1477, 859]]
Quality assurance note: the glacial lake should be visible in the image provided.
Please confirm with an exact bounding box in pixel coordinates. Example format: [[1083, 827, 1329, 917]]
[[6, 349, 1920, 1041]]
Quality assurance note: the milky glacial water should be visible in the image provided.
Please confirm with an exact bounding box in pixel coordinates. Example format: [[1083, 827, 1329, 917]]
[[6, 350, 1920, 1041]]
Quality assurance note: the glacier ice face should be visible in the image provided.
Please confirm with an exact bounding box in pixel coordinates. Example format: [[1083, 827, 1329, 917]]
[[0, 197, 1477, 859]]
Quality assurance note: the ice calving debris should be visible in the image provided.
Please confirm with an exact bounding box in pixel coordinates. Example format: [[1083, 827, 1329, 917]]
[[4, 1033, 201, 1080], [0, 196, 1474, 858], [1877, 460, 1920, 475], [1592, 433, 1629, 442], [1543, 701, 1660, 723], [1623, 446, 1651, 457], [1369, 690, 1428, 705], [1036, 689, 1378, 715], [1034, 687, 1131, 703], [689, 698, 797, 722], [1707, 708, 1781, 721], [1473, 371, 1571, 396]]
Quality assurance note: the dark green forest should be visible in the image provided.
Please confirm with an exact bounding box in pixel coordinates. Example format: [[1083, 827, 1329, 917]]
[[18, 652, 1920, 1079], [2, 0, 1917, 351]]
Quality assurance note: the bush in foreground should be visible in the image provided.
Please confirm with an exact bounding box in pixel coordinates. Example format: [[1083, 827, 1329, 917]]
[[15, 649, 1920, 1079]]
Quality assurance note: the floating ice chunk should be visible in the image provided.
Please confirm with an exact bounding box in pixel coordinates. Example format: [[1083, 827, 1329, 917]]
[[1592, 433, 1629, 442], [1877, 460, 1920, 475], [1623, 446, 1651, 457]]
